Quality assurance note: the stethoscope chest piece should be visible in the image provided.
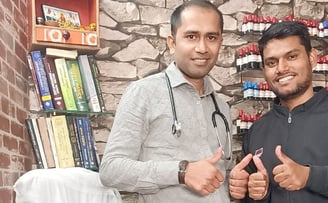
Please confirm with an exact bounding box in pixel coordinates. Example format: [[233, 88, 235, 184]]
[[172, 120, 182, 137]]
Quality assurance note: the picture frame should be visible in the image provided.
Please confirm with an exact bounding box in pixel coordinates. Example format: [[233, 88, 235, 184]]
[[41, 4, 81, 27]]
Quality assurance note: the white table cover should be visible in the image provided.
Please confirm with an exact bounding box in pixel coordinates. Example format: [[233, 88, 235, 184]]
[[13, 167, 122, 203]]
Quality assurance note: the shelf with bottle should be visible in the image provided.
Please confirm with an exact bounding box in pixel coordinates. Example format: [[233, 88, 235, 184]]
[[241, 14, 328, 39], [234, 109, 265, 137], [28, 0, 100, 52], [235, 43, 328, 81]]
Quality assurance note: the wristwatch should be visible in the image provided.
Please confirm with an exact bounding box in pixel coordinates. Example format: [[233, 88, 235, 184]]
[[178, 160, 189, 184]]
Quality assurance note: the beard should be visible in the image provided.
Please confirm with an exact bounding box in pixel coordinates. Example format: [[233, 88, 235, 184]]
[[272, 72, 312, 101], [273, 80, 311, 101]]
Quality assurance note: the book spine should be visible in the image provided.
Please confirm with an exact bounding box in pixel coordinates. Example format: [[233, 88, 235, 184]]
[[27, 54, 43, 110], [51, 115, 75, 168], [54, 58, 78, 111], [46, 48, 78, 59], [43, 57, 66, 110], [30, 51, 54, 110], [31, 118, 48, 168], [36, 117, 56, 168], [77, 55, 101, 112], [75, 117, 90, 169], [25, 118, 44, 169], [45, 117, 59, 168], [82, 117, 99, 171], [88, 55, 106, 112], [66, 59, 89, 112], [66, 115, 83, 167]]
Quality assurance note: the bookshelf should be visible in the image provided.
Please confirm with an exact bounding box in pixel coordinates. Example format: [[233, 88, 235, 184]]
[[25, 0, 111, 171], [27, 0, 100, 53]]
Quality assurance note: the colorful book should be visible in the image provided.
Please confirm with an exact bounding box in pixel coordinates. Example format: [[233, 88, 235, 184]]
[[25, 118, 44, 169], [45, 47, 78, 59], [45, 117, 59, 168], [31, 118, 48, 168], [30, 51, 54, 110], [82, 117, 99, 171], [54, 58, 77, 111], [66, 59, 89, 112], [77, 55, 101, 112], [75, 117, 90, 169], [37, 116, 56, 168], [88, 55, 106, 112], [27, 54, 43, 110], [66, 115, 83, 167], [43, 56, 66, 110], [51, 115, 75, 168]]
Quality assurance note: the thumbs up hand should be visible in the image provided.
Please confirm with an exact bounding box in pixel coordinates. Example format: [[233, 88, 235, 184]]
[[184, 147, 225, 196], [248, 155, 269, 200], [229, 154, 253, 199], [272, 145, 310, 191]]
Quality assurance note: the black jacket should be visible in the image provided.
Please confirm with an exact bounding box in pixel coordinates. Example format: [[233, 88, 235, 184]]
[[242, 89, 328, 203]]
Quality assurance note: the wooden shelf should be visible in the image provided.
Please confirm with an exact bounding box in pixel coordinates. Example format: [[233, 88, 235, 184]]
[[28, 0, 100, 53]]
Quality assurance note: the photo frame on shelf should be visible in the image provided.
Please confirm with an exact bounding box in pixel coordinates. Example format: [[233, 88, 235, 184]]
[[41, 4, 81, 27]]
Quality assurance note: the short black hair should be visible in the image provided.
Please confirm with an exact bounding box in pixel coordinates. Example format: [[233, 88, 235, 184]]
[[258, 21, 312, 64], [170, 0, 224, 38]]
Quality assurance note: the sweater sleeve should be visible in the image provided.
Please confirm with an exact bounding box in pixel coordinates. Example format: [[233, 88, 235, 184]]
[[305, 165, 328, 197]]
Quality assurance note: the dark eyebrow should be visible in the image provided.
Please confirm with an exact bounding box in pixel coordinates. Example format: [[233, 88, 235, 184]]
[[183, 30, 221, 36], [264, 49, 300, 61]]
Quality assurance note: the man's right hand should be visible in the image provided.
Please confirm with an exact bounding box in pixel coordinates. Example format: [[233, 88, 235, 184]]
[[184, 147, 224, 196], [248, 155, 269, 200], [229, 154, 253, 199]]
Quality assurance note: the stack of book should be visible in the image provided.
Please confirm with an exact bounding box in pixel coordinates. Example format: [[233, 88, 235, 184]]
[[26, 48, 107, 170], [27, 48, 106, 113], [26, 115, 99, 171]]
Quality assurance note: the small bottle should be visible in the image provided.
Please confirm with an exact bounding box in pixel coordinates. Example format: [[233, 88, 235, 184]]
[[246, 14, 254, 34], [236, 110, 243, 134], [240, 114, 247, 133], [318, 22, 325, 38], [253, 15, 260, 33], [312, 20, 318, 37], [265, 16, 272, 30], [236, 48, 244, 72], [323, 21, 328, 37], [249, 44, 259, 70], [242, 16, 248, 35], [258, 16, 265, 33], [323, 56, 328, 74], [253, 82, 259, 100]]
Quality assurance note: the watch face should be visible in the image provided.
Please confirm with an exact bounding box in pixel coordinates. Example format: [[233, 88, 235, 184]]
[[179, 160, 188, 171]]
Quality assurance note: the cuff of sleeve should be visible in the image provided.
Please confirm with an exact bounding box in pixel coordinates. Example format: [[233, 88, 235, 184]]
[[305, 165, 328, 193]]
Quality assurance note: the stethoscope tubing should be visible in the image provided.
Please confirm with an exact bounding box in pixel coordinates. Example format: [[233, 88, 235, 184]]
[[164, 72, 232, 160]]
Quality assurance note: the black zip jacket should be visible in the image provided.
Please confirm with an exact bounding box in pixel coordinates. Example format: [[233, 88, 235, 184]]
[[242, 89, 328, 203]]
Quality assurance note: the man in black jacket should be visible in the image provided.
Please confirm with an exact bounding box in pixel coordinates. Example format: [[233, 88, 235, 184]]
[[229, 21, 328, 203]]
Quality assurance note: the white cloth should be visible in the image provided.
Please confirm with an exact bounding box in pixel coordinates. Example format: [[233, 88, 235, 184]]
[[14, 167, 122, 203]]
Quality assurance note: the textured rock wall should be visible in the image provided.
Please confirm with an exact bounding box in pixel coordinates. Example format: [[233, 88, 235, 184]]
[[94, 0, 328, 162]]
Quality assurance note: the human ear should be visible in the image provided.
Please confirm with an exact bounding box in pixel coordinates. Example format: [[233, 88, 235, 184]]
[[309, 48, 317, 70], [167, 35, 176, 54]]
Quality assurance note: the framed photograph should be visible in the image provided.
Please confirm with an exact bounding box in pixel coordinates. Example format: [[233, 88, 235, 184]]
[[41, 4, 81, 27]]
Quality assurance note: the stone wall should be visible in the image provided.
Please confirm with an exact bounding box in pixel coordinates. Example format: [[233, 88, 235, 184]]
[[94, 0, 328, 161], [93, 0, 328, 202]]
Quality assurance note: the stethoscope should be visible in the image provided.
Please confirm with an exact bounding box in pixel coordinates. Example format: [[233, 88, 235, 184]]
[[164, 72, 232, 160]]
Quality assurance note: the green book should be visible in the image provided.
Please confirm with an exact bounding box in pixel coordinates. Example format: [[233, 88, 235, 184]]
[[66, 59, 89, 112], [54, 58, 77, 111]]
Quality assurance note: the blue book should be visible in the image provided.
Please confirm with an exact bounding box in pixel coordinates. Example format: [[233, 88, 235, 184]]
[[82, 117, 98, 171], [30, 51, 54, 110], [75, 117, 90, 169]]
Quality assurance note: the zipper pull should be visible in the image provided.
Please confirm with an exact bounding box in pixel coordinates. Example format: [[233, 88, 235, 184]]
[[288, 113, 292, 124]]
